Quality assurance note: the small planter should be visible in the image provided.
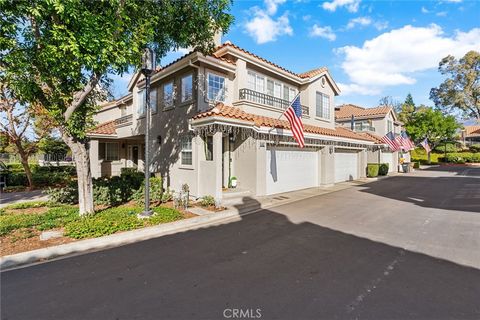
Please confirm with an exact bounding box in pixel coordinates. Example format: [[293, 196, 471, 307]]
[[230, 177, 237, 188]]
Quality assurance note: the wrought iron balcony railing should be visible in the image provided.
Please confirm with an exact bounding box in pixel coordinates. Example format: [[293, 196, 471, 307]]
[[114, 114, 133, 126], [239, 88, 309, 116], [354, 124, 376, 132]]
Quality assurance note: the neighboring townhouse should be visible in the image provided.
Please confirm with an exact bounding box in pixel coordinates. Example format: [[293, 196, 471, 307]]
[[88, 41, 378, 200], [335, 104, 404, 173], [461, 125, 480, 146]]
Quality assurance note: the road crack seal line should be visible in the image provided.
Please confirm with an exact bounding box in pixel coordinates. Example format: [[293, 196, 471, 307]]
[[346, 249, 406, 314]]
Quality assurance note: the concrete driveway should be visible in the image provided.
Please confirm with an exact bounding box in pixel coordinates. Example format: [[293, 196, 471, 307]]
[[2, 166, 479, 320]]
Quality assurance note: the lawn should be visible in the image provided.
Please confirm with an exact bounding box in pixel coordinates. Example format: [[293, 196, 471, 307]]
[[0, 201, 189, 256]]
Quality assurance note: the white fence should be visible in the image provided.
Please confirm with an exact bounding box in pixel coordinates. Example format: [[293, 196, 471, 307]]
[[0, 153, 75, 166]]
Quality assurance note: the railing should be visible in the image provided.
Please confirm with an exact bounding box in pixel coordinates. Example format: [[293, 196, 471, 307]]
[[114, 114, 133, 126], [354, 124, 376, 132], [239, 88, 309, 116]]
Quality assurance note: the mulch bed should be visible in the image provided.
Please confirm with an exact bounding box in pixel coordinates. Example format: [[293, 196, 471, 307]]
[[0, 228, 74, 256]]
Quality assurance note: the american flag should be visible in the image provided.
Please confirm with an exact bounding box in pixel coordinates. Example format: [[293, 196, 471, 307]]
[[283, 95, 305, 148], [420, 138, 431, 153], [400, 131, 415, 150], [381, 131, 401, 151]]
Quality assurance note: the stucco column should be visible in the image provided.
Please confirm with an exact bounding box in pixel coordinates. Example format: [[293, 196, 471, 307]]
[[213, 131, 223, 201], [234, 59, 247, 102], [358, 149, 367, 178], [320, 146, 335, 186], [256, 140, 267, 196], [89, 139, 101, 178]]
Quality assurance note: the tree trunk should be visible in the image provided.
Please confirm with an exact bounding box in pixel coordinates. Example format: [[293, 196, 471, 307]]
[[427, 151, 431, 164], [62, 133, 94, 215], [14, 141, 34, 190]]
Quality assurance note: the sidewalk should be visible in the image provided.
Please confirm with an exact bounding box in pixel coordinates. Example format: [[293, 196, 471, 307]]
[[0, 175, 393, 270], [0, 190, 48, 208]]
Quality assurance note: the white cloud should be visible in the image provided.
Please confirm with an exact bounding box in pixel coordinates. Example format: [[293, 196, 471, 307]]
[[336, 24, 480, 95], [421, 6, 430, 13], [436, 11, 448, 16], [337, 83, 381, 96], [322, 0, 361, 13], [302, 15, 312, 21], [374, 21, 389, 31], [265, 0, 286, 15], [246, 10, 293, 44], [346, 17, 372, 29], [444, 0, 462, 2], [310, 24, 336, 41]]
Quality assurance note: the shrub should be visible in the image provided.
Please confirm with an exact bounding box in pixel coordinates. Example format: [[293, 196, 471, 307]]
[[147, 207, 183, 225], [45, 182, 79, 204], [445, 152, 480, 163], [161, 188, 173, 203], [413, 162, 420, 169], [469, 145, 480, 153], [433, 143, 459, 153], [200, 195, 216, 207], [378, 163, 389, 176], [132, 177, 163, 206], [366, 163, 379, 178]]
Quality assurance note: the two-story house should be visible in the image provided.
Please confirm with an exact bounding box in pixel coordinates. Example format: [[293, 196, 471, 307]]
[[88, 41, 377, 200], [461, 125, 480, 146], [335, 104, 404, 173]]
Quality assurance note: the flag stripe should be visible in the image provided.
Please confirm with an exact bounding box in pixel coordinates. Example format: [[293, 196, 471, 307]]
[[283, 96, 305, 148]]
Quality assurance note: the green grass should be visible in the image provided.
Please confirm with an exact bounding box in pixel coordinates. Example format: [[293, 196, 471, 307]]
[[4, 201, 60, 210], [0, 202, 185, 240]]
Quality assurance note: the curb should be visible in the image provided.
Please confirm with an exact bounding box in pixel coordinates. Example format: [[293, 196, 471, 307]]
[[1, 209, 241, 270]]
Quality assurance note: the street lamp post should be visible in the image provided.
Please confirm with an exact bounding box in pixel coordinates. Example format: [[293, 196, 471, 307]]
[[139, 47, 155, 217]]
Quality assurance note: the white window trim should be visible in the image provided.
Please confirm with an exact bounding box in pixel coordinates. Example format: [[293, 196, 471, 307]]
[[100, 142, 120, 162], [315, 91, 330, 120], [180, 73, 194, 103], [163, 81, 174, 109], [137, 90, 146, 116], [206, 71, 226, 103], [180, 136, 194, 168], [247, 69, 298, 101]]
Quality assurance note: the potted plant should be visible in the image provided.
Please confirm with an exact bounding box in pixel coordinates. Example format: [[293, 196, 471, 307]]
[[229, 176, 238, 188]]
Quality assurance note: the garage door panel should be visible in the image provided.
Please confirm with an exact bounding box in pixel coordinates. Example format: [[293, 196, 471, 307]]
[[382, 152, 396, 173], [266, 147, 318, 195], [335, 151, 358, 183]]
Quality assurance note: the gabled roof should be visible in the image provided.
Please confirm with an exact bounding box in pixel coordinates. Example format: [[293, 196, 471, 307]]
[[357, 131, 384, 144], [335, 104, 393, 121], [464, 125, 480, 137], [90, 121, 117, 136], [192, 103, 374, 143]]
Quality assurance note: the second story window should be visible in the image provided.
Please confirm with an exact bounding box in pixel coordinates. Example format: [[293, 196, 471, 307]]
[[181, 74, 193, 102], [163, 81, 174, 108], [207, 73, 225, 102], [387, 120, 393, 133], [138, 90, 145, 116], [150, 87, 157, 113], [316, 92, 330, 119]]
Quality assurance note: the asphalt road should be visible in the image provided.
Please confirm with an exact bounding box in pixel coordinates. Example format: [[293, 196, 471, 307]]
[[2, 166, 480, 320]]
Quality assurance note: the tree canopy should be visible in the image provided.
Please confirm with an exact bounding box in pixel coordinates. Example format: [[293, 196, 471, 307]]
[[405, 107, 460, 149], [430, 50, 480, 120]]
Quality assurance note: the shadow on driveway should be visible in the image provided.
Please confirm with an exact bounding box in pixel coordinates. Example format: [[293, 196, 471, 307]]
[[358, 166, 480, 213], [2, 196, 480, 320]]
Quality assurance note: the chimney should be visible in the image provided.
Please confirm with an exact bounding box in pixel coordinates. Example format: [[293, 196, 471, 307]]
[[213, 30, 223, 47]]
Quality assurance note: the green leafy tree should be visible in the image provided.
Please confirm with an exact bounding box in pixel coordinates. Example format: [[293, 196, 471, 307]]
[[1, 0, 233, 214], [405, 107, 460, 163], [430, 51, 480, 120], [397, 93, 416, 124]]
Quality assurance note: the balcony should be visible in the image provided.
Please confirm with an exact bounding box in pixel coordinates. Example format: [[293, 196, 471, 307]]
[[114, 114, 133, 127], [354, 124, 376, 132], [239, 88, 309, 116]]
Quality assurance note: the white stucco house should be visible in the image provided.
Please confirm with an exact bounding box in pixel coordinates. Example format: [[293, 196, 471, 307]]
[[335, 104, 405, 172], [88, 41, 386, 200]]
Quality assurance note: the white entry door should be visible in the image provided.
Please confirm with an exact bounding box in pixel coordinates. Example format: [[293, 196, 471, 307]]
[[382, 152, 396, 172], [334, 150, 358, 182], [266, 147, 318, 195]]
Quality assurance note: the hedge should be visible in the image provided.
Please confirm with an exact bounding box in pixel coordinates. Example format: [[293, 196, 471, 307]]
[[378, 163, 389, 176], [5, 164, 76, 187], [445, 152, 480, 163]]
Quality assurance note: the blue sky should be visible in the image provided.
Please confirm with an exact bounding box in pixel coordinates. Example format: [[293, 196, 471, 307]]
[[112, 0, 480, 109]]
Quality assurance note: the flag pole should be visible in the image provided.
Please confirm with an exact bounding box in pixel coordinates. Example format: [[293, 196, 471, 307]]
[[268, 92, 301, 133]]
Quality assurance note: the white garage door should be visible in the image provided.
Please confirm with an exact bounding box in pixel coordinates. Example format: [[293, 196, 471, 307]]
[[266, 147, 318, 195], [335, 151, 358, 183], [382, 152, 396, 173]]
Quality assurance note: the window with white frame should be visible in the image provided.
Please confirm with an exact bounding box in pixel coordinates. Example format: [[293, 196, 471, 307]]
[[181, 136, 193, 165], [181, 74, 193, 102], [150, 88, 157, 113], [163, 81, 174, 108], [247, 70, 297, 102], [387, 120, 393, 133], [204, 136, 213, 161], [99, 142, 119, 161], [207, 73, 225, 101], [138, 90, 145, 116], [315, 92, 330, 119]]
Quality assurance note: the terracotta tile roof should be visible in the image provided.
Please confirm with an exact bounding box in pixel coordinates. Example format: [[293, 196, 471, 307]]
[[214, 42, 326, 80], [192, 103, 375, 143], [298, 67, 328, 79], [90, 121, 117, 135], [357, 131, 384, 144], [335, 104, 392, 120], [464, 125, 480, 137]]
